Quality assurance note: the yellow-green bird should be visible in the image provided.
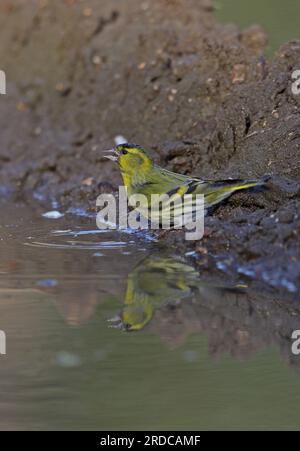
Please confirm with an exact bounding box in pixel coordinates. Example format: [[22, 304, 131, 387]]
[[109, 255, 247, 331], [118, 256, 200, 331], [104, 143, 266, 222]]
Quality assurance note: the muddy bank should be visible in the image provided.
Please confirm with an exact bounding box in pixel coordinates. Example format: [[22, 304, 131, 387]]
[[0, 0, 299, 292]]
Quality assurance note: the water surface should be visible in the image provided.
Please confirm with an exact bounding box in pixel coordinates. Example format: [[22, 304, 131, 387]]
[[0, 201, 300, 430]]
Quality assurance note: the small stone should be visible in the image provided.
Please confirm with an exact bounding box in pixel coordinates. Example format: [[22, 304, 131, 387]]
[[114, 135, 128, 145], [92, 55, 101, 65], [81, 177, 94, 186], [138, 62, 146, 70], [196, 246, 207, 254], [185, 251, 197, 257], [83, 7, 92, 17], [42, 211, 64, 219], [232, 64, 246, 83]]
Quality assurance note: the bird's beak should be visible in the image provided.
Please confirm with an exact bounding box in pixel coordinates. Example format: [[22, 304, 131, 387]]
[[102, 148, 119, 162], [107, 315, 126, 330]]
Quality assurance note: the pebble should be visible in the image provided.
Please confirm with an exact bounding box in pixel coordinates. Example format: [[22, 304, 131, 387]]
[[185, 251, 197, 257], [83, 7, 92, 17], [114, 135, 127, 145], [92, 55, 101, 65], [81, 177, 94, 186], [42, 211, 64, 219]]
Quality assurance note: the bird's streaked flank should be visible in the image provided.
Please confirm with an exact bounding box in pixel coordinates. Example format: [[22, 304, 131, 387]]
[[103, 143, 266, 224]]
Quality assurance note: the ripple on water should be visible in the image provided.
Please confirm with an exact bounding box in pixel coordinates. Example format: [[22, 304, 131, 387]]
[[21, 223, 144, 251], [24, 237, 131, 251]]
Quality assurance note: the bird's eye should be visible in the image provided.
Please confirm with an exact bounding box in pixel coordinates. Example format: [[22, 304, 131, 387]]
[[121, 149, 128, 155]]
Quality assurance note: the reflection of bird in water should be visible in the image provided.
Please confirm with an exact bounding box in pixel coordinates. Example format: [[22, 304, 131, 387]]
[[110, 255, 245, 331]]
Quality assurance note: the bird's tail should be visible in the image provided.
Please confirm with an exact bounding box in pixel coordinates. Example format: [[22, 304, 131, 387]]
[[204, 176, 269, 208]]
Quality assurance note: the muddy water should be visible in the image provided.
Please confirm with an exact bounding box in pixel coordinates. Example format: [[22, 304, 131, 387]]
[[0, 200, 299, 430]]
